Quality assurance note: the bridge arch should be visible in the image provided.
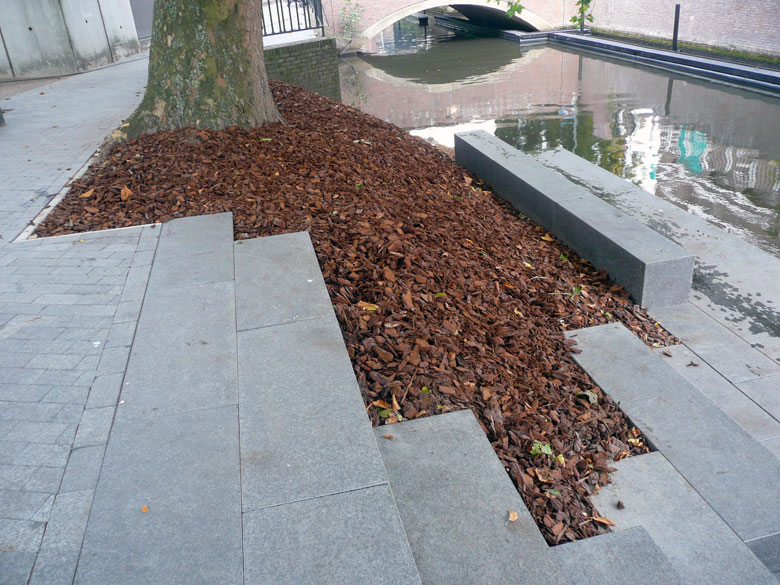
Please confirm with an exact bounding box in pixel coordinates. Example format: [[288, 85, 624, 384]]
[[339, 0, 554, 53]]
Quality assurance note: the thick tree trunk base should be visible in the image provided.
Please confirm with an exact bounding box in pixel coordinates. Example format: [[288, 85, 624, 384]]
[[118, 0, 283, 141]]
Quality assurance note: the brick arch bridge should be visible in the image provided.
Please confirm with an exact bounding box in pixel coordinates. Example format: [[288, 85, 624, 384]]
[[321, 0, 579, 52]]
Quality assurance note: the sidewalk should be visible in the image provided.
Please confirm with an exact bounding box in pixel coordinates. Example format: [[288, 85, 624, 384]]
[[0, 56, 151, 583]]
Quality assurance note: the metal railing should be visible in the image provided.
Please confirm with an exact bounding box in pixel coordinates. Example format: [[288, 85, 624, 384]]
[[262, 0, 325, 36]]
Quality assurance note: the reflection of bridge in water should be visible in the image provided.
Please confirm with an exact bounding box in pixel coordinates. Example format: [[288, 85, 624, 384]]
[[321, 0, 578, 51]]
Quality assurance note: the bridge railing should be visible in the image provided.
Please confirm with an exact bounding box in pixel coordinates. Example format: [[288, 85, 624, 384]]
[[262, 0, 325, 36]]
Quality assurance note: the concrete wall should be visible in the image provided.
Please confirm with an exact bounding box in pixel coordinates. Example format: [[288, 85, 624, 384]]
[[265, 37, 342, 102], [0, 0, 140, 80], [129, 0, 154, 39], [590, 0, 780, 58]]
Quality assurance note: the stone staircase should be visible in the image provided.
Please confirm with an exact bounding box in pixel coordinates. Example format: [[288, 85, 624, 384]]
[[376, 323, 778, 584], [72, 213, 421, 585], [68, 212, 778, 584]]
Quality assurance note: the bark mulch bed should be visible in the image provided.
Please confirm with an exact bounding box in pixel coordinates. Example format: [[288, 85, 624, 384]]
[[37, 81, 674, 545]]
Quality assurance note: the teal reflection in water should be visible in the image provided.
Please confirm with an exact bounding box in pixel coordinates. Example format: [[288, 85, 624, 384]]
[[677, 126, 707, 175]]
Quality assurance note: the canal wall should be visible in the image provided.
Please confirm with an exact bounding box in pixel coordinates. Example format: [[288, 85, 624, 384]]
[[590, 0, 780, 59], [265, 37, 342, 102], [0, 0, 140, 80]]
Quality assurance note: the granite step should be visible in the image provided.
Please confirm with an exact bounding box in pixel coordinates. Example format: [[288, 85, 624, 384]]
[[375, 410, 682, 585], [75, 213, 243, 584], [591, 452, 777, 585], [233, 232, 422, 585], [74, 217, 422, 584], [567, 322, 780, 580]]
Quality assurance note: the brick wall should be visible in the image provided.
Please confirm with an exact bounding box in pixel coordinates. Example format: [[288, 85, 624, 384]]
[[265, 37, 342, 102], [590, 0, 780, 58]]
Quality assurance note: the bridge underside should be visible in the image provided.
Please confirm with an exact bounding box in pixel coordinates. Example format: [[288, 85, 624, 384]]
[[450, 5, 537, 32], [344, 1, 553, 54]]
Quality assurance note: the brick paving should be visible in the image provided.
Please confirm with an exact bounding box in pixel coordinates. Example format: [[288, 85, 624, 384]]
[[0, 55, 151, 584]]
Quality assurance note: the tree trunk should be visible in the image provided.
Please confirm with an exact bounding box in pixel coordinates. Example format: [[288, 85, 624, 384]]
[[123, 0, 282, 139]]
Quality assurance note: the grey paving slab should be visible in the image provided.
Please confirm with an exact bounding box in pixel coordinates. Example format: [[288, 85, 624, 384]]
[[120, 264, 154, 302], [592, 452, 775, 585], [28, 547, 80, 585], [0, 550, 36, 585], [0, 442, 28, 465], [94, 343, 130, 374], [111, 299, 142, 324], [116, 280, 237, 423], [737, 375, 780, 421], [242, 484, 421, 585], [0, 384, 51, 402], [4, 421, 69, 444], [234, 232, 334, 331], [85, 373, 123, 409], [55, 424, 78, 446], [0, 519, 45, 552], [24, 353, 85, 370], [651, 303, 780, 384], [0, 464, 37, 491], [40, 385, 90, 405], [552, 526, 682, 585], [24, 467, 65, 495], [60, 445, 105, 494], [375, 410, 561, 585], [73, 406, 114, 448], [660, 344, 780, 440], [13, 443, 70, 468], [569, 323, 780, 544], [764, 437, 780, 459], [0, 353, 34, 370], [748, 532, 780, 574], [146, 213, 234, 291], [0, 489, 54, 521], [37, 489, 94, 551], [0, 368, 45, 386], [76, 405, 242, 585], [26, 490, 95, 585], [103, 320, 137, 349], [238, 315, 386, 511], [0, 402, 64, 422], [35, 370, 89, 387]]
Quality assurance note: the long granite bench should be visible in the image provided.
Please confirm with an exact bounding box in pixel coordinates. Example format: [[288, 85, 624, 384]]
[[454, 131, 694, 307]]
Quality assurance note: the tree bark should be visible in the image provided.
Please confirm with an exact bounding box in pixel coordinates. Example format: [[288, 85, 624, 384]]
[[123, 0, 282, 139]]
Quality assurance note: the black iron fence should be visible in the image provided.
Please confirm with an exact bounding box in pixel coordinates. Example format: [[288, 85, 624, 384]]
[[262, 0, 325, 36]]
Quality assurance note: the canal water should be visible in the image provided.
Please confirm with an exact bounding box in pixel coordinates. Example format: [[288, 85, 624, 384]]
[[339, 18, 780, 258]]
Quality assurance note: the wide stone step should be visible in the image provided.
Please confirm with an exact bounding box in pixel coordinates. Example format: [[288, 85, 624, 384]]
[[76, 217, 422, 584], [234, 232, 421, 585], [568, 322, 780, 579], [375, 410, 563, 585], [592, 452, 776, 585], [76, 213, 243, 584], [376, 410, 687, 584]]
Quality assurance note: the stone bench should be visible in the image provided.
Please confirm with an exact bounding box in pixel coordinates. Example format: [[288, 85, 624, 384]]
[[454, 131, 694, 307]]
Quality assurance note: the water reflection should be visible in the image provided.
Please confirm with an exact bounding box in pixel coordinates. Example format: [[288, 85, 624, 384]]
[[342, 21, 780, 256]]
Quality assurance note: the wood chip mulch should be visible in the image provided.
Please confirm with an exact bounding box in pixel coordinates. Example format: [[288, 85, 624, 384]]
[[37, 80, 674, 545]]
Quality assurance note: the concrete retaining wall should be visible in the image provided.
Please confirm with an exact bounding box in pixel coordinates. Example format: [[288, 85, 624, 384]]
[[454, 130, 694, 307], [0, 0, 140, 80], [265, 37, 342, 102]]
